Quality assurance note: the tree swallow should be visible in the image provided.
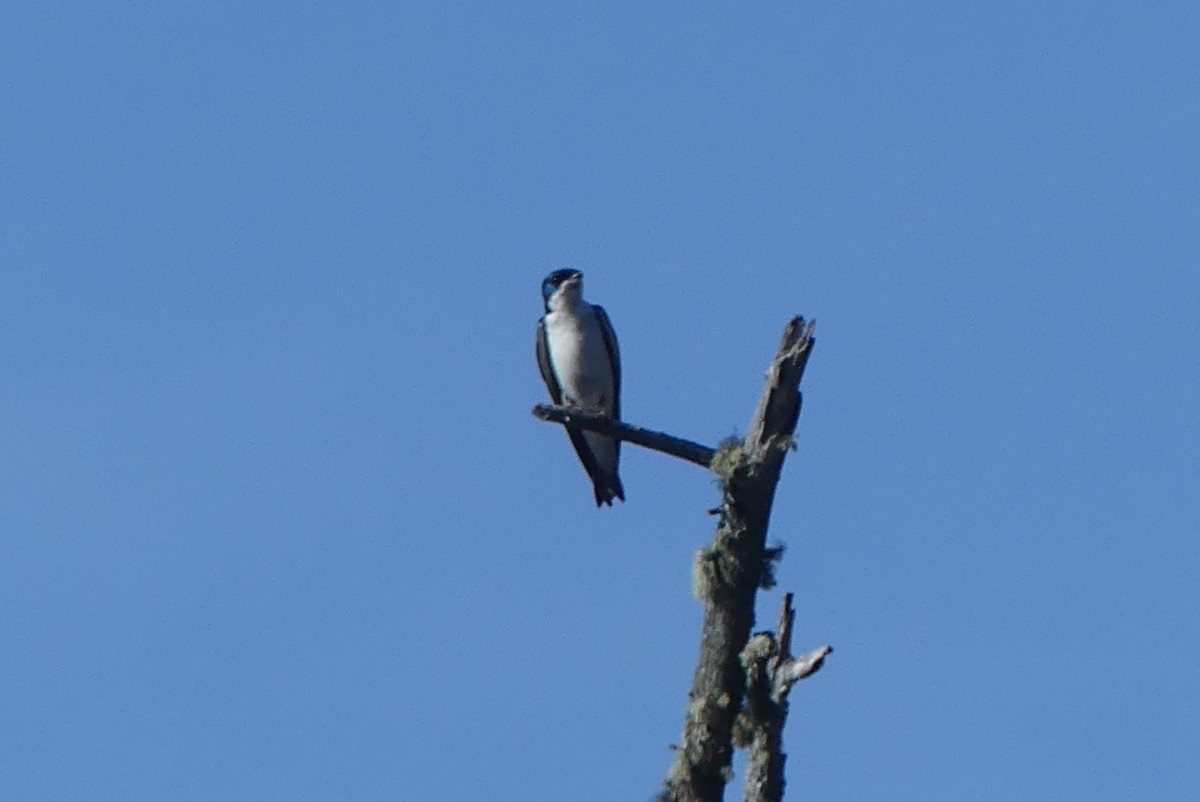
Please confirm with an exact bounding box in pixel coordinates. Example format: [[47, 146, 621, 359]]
[[535, 269, 626, 506]]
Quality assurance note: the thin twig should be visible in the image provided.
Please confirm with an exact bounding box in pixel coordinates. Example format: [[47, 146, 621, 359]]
[[775, 645, 832, 699], [775, 592, 796, 665]]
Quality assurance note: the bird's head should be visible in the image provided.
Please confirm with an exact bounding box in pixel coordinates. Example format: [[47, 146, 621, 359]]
[[541, 269, 584, 312]]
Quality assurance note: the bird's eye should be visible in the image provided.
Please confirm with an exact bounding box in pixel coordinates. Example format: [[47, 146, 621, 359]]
[[542, 280, 555, 298]]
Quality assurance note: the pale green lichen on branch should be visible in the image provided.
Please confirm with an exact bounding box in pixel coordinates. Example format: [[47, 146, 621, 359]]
[[664, 693, 737, 789], [709, 436, 753, 487], [732, 632, 777, 748], [691, 545, 720, 601], [760, 543, 786, 590]]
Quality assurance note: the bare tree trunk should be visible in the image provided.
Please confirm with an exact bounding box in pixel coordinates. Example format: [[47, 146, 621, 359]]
[[532, 316, 829, 802], [659, 317, 816, 802]]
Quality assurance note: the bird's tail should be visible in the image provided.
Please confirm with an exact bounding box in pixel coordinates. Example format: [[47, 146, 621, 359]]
[[593, 473, 626, 507]]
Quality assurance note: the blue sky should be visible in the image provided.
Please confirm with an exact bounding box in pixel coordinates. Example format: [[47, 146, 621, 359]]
[[2, 2, 1197, 799]]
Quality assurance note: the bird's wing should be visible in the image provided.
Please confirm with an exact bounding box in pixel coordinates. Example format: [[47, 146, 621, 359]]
[[535, 318, 563, 404], [593, 304, 621, 419]]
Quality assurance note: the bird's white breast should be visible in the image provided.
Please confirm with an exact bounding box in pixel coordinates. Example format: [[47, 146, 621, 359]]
[[545, 305, 613, 410]]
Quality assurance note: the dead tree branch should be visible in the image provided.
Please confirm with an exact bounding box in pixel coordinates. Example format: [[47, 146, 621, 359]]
[[531, 404, 716, 468], [530, 315, 826, 801], [740, 593, 833, 802], [660, 316, 818, 802]]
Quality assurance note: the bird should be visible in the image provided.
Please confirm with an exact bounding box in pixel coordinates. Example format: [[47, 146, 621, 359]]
[[535, 269, 626, 506]]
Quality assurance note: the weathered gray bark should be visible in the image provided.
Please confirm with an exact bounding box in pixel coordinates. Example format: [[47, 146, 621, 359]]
[[659, 316, 817, 802], [531, 316, 827, 801], [740, 594, 832, 802]]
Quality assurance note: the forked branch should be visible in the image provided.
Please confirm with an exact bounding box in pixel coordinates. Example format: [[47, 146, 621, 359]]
[[741, 593, 833, 802], [531, 316, 828, 802], [661, 316, 820, 802]]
